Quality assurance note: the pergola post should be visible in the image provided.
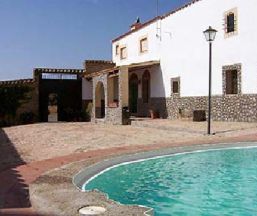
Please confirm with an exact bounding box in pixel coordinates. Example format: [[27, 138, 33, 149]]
[[119, 67, 129, 108]]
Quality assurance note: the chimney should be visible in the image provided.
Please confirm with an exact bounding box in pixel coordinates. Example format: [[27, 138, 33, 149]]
[[130, 17, 142, 31]]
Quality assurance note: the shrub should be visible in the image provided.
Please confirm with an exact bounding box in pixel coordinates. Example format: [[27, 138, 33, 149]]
[[82, 102, 92, 122]]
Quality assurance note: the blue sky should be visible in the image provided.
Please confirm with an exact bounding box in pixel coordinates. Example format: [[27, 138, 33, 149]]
[[0, 0, 191, 80]]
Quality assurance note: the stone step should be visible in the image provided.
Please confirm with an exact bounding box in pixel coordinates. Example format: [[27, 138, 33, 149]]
[[131, 119, 203, 134], [130, 117, 151, 122]]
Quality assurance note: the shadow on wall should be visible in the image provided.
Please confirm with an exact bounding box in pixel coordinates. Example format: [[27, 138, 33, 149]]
[[151, 65, 168, 118], [138, 64, 168, 118], [0, 129, 30, 209], [0, 84, 37, 127]]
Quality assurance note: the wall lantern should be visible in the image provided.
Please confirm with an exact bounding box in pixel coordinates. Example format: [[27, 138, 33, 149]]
[[203, 26, 217, 42]]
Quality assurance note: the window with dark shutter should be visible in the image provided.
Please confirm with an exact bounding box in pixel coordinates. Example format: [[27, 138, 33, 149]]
[[172, 81, 179, 93], [224, 8, 238, 38], [171, 77, 180, 95], [226, 70, 238, 94], [227, 13, 235, 33]]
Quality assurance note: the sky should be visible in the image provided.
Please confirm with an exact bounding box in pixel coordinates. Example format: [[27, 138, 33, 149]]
[[0, 0, 191, 80]]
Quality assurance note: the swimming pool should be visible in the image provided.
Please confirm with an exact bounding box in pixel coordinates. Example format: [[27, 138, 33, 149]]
[[83, 146, 257, 216]]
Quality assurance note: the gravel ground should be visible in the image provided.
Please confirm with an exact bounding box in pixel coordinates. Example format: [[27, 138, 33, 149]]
[[2, 120, 257, 215], [30, 158, 150, 216], [1, 120, 257, 171]]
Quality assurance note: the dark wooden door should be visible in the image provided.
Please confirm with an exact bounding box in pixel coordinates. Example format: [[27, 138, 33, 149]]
[[129, 74, 138, 114]]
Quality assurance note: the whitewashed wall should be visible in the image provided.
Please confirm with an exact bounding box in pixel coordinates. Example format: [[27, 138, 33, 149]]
[[112, 21, 161, 66], [112, 0, 257, 98]]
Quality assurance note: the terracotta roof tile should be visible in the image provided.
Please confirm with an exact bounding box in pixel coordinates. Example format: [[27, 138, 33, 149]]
[[0, 79, 35, 86], [33, 68, 85, 74], [85, 60, 114, 64]]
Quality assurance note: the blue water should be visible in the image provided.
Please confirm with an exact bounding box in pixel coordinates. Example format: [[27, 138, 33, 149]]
[[84, 147, 257, 216]]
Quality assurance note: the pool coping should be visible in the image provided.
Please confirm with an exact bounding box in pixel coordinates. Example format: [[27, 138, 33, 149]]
[[73, 141, 257, 215]]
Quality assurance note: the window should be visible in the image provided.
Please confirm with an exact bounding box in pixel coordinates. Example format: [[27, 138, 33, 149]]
[[140, 37, 148, 53], [142, 70, 150, 103], [173, 81, 179, 93], [120, 46, 127, 60], [115, 44, 119, 56], [224, 8, 238, 37], [226, 70, 238, 94], [222, 64, 241, 95], [227, 13, 235, 33], [171, 77, 180, 95]]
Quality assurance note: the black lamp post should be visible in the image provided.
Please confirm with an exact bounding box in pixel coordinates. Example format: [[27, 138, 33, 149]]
[[203, 26, 217, 135]]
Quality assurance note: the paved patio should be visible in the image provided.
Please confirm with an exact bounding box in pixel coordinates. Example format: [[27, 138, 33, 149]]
[[1, 120, 257, 215]]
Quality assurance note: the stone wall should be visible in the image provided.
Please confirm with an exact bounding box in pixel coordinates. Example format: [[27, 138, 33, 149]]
[[145, 94, 257, 122], [1, 68, 86, 126], [16, 82, 39, 120], [92, 69, 130, 125], [105, 107, 122, 125], [0, 79, 39, 126], [92, 74, 123, 124], [211, 95, 257, 122]]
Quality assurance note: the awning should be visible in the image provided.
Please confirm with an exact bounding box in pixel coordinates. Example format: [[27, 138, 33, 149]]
[[127, 60, 160, 71], [84, 60, 160, 78]]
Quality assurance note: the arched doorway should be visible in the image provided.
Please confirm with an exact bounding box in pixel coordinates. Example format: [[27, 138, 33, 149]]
[[48, 93, 58, 122], [129, 74, 138, 114], [142, 70, 151, 103], [95, 82, 105, 118]]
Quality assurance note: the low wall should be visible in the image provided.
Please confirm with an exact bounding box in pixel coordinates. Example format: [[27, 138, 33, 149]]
[[143, 94, 257, 122], [106, 107, 123, 125], [0, 79, 39, 127]]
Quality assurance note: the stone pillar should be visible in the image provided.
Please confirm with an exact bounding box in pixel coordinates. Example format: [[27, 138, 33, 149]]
[[108, 78, 114, 105], [119, 67, 129, 108], [119, 67, 130, 124]]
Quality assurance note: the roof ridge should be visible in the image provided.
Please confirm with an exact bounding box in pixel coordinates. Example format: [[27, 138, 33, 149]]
[[112, 16, 161, 42], [112, 0, 203, 42], [162, 0, 202, 19], [85, 60, 114, 64]]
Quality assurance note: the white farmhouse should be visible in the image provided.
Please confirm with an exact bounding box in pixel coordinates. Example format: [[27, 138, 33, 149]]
[[83, 0, 257, 124]]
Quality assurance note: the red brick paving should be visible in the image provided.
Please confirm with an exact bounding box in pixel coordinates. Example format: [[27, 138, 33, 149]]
[[1, 133, 257, 215]]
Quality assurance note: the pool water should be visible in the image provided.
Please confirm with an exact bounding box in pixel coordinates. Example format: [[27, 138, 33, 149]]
[[84, 147, 257, 216]]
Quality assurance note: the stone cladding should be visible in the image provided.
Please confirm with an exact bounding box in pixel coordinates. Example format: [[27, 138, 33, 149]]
[[147, 94, 257, 122]]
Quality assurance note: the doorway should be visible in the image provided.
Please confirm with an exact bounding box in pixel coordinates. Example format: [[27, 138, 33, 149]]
[[48, 93, 58, 122], [129, 74, 138, 114], [95, 82, 105, 118]]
